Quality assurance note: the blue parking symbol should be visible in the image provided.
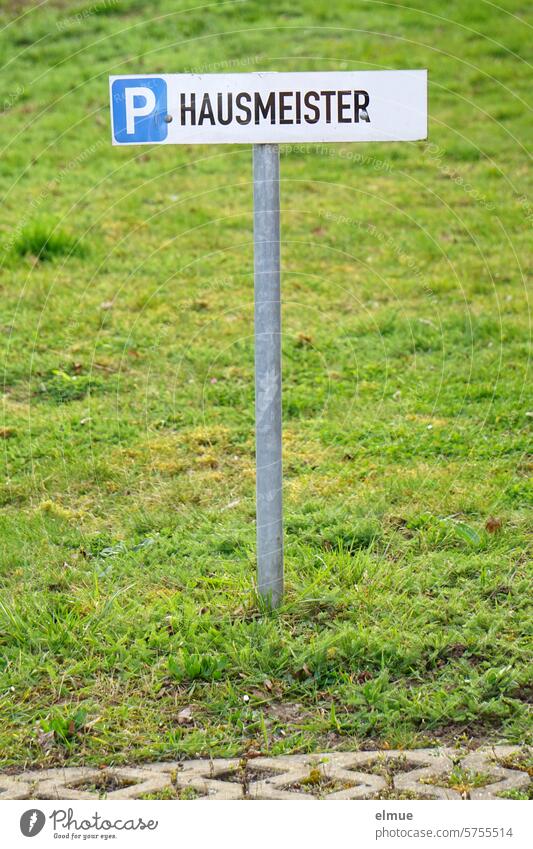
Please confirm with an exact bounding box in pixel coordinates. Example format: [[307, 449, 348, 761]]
[[111, 77, 168, 144]]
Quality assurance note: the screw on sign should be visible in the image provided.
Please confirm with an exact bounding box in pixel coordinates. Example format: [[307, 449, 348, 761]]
[[109, 70, 428, 607]]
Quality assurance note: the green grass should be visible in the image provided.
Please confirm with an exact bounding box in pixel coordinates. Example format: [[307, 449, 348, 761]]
[[0, 0, 531, 771], [13, 221, 87, 262]]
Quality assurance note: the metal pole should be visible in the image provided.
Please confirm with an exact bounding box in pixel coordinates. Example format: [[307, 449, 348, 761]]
[[253, 143, 283, 608]]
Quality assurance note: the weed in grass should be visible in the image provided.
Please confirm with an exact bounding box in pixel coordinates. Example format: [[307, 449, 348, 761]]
[[168, 651, 228, 683], [355, 754, 421, 780], [36, 370, 105, 403], [421, 766, 492, 798], [216, 760, 279, 795], [498, 786, 533, 800], [13, 222, 86, 262], [141, 785, 202, 799], [37, 709, 88, 751], [353, 754, 427, 799], [71, 772, 137, 798], [494, 749, 533, 777], [285, 765, 355, 797], [374, 788, 423, 800]]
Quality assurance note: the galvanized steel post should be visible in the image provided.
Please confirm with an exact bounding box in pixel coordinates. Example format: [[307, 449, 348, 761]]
[[253, 143, 283, 608]]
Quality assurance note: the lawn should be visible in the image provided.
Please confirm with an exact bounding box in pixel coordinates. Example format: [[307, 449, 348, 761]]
[[0, 0, 531, 771]]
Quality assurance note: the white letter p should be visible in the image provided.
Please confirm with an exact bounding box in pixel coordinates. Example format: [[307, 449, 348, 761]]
[[125, 86, 156, 135]]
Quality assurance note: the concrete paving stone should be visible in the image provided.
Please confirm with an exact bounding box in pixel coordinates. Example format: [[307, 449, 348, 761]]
[[0, 776, 32, 800], [141, 761, 183, 774], [321, 748, 456, 799], [177, 759, 246, 799], [461, 747, 531, 800], [246, 754, 385, 799], [21, 766, 96, 799], [117, 759, 247, 798], [20, 766, 172, 800], [5, 747, 530, 800], [335, 748, 453, 772], [362, 749, 459, 800]]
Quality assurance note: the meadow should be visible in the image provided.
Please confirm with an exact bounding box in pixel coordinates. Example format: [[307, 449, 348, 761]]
[[0, 0, 531, 771]]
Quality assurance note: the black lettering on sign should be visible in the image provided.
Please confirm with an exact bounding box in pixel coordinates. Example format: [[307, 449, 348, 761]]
[[180, 92, 196, 126], [303, 91, 320, 124], [354, 90, 370, 122], [279, 91, 293, 124], [198, 93, 215, 125], [254, 92, 276, 124], [217, 92, 233, 125], [337, 90, 351, 123], [320, 91, 335, 123], [179, 88, 373, 128], [295, 90, 302, 124], [236, 92, 252, 124]]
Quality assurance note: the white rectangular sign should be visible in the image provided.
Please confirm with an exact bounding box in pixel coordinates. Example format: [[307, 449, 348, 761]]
[[109, 70, 427, 146]]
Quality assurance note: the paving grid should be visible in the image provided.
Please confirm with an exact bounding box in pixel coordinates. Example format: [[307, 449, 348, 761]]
[[0, 746, 530, 800]]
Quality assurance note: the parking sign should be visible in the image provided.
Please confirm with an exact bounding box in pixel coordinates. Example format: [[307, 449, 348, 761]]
[[109, 71, 427, 145], [108, 69, 428, 606], [111, 76, 168, 144]]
